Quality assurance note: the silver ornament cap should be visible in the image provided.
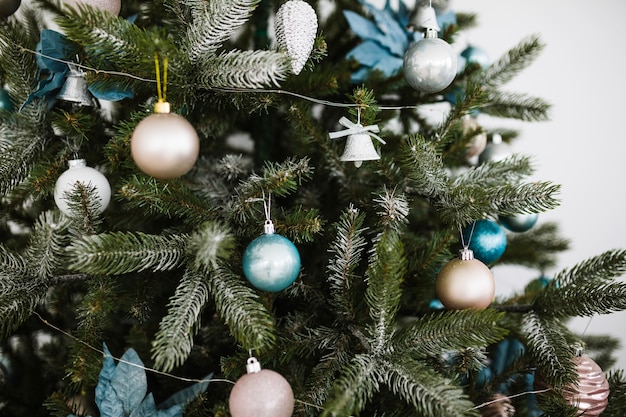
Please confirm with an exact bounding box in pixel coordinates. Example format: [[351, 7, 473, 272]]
[[275, 0, 318, 75]]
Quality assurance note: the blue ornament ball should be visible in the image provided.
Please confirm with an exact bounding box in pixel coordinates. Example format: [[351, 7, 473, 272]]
[[242, 233, 301, 292], [499, 212, 539, 233], [460, 45, 490, 69], [463, 219, 507, 264]]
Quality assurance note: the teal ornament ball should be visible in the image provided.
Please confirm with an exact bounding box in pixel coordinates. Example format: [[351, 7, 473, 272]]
[[463, 219, 507, 264], [242, 233, 301, 292], [499, 212, 538, 232], [0, 88, 13, 111]]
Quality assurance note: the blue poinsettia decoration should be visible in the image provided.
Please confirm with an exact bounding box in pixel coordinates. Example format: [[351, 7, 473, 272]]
[[343, 0, 456, 83], [25, 29, 134, 109], [68, 344, 211, 417]]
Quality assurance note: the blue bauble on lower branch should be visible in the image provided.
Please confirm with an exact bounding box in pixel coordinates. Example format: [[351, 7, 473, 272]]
[[463, 219, 507, 264], [242, 228, 301, 292]]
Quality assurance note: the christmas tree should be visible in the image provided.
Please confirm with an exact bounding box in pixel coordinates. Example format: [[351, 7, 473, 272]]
[[1, 0, 625, 416]]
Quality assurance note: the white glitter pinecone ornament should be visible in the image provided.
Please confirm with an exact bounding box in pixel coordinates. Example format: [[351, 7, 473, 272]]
[[275, 0, 318, 75]]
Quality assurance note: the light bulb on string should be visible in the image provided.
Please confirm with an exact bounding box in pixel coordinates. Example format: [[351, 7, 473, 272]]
[[130, 53, 199, 180]]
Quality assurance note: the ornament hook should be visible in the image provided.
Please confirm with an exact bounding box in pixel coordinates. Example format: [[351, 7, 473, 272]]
[[262, 190, 275, 234], [154, 53, 170, 113]]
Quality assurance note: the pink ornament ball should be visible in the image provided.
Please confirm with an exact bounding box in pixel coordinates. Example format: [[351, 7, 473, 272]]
[[63, 0, 121, 15], [229, 368, 294, 417]]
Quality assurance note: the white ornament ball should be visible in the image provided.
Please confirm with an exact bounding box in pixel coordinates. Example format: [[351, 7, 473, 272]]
[[63, 0, 120, 15], [275, 0, 318, 75], [435, 249, 495, 309], [404, 33, 457, 93], [54, 159, 111, 216], [130, 110, 200, 180], [229, 358, 294, 417]]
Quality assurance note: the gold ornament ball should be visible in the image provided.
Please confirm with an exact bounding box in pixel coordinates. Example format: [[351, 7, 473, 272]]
[[63, 0, 121, 15], [435, 255, 495, 309], [131, 112, 200, 179]]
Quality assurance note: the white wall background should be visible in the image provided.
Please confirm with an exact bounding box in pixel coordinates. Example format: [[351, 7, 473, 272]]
[[452, 0, 626, 370]]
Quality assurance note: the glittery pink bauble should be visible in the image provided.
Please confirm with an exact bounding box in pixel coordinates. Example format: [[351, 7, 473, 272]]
[[63, 0, 120, 15], [564, 355, 610, 416], [229, 369, 294, 417], [535, 354, 610, 417]]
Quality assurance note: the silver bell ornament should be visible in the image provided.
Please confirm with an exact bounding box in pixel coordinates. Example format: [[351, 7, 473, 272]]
[[407, 4, 440, 32], [329, 116, 386, 168], [404, 6, 457, 93], [54, 159, 111, 217], [56, 65, 94, 107]]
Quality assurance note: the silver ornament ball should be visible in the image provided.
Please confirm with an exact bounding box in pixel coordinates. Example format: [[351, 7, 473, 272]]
[[63, 0, 120, 15], [404, 31, 457, 93], [435, 249, 495, 309], [131, 111, 200, 180], [54, 159, 111, 217]]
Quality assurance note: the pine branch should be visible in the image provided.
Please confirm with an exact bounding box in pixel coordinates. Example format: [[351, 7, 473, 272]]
[[326, 205, 367, 315], [0, 105, 49, 195], [551, 249, 626, 287], [452, 154, 535, 188], [437, 83, 487, 148], [67, 231, 189, 275], [373, 186, 409, 231], [399, 134, 448, 198], [481, 90, 551, 122], [604, 370, 626, 417], [279, 206, 324, 243], [379, 355, 479, 417], [0, 13, 39, 102], [151, 269, 210, 372], [61, 182, 106, 235], [535, 280, 626, 318], [478, 34, 545, 88], [117, 175, 214, 225], [520, 311, 577, 388], [183, 0, 261, 64], [320, 354, 380, 417], [365, 230, 406, 355], [203, 263, 276, 354], [394, 309, 507, 359], [24, 211, 72, 279], [441, 179, 560, 226], [186, 221, 235, 271], [56, 5, 169, 74], [196, 50, 291, 89]]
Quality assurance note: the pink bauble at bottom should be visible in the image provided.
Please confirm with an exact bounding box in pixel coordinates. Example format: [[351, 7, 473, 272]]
[[63, 0, 121, 15], [229, 358, 294, 417]]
